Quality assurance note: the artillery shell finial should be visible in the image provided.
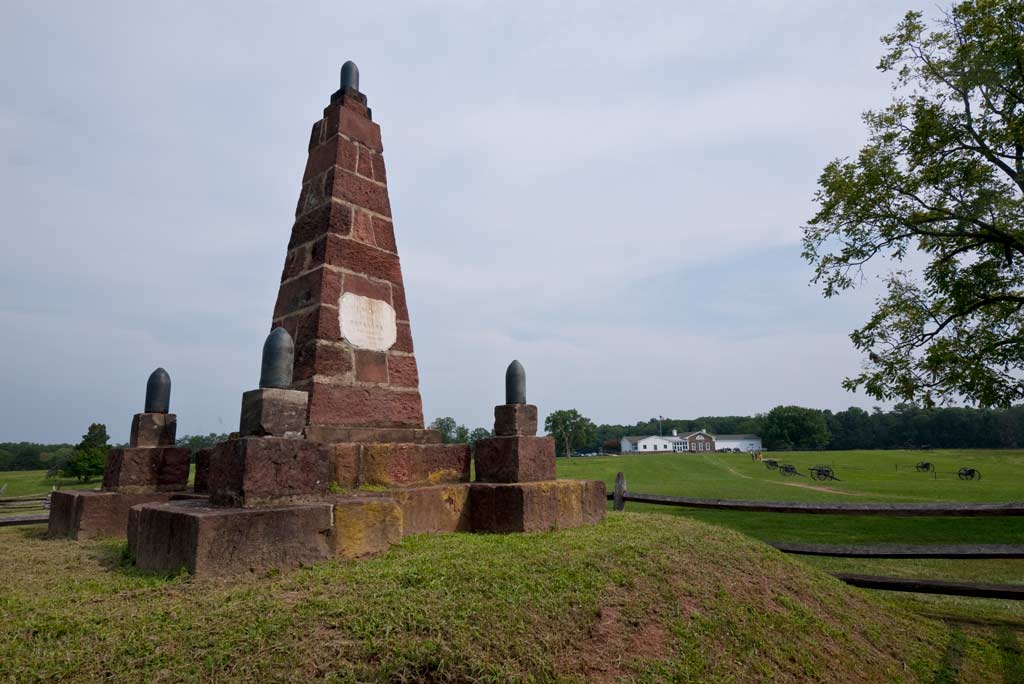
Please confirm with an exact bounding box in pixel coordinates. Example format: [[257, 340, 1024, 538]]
[[505, 360, 526, 405], [260, 327, 295, 389], [145, 368, 171, 414], [340, 61, 360, 92]]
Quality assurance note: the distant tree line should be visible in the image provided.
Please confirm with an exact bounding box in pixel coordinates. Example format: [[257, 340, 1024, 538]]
[[0, 430, 231, 473], [591, 404, 1024, 453], [0, 442, 74, 471], [8, 403, 1024, 473]]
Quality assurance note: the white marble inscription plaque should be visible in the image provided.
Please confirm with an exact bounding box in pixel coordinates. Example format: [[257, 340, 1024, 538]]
[[338, 292, 397, 351]]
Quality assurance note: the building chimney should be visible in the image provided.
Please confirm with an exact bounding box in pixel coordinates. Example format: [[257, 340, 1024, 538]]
[[672, 429, 678, 437]]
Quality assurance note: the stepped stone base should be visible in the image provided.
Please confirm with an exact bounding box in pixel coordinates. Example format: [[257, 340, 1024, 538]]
[[473, 435, 556, 483], [207, 436, 471, 507], [471, 480, 607, 533], [102, 446, 192, 493], [129, 496, 403, 575], [129, 479, 605, 577], [48, 490, 205, 540]]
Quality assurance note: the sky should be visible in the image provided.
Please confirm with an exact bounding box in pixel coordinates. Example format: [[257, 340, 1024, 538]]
[[0, 0, 920, 443]]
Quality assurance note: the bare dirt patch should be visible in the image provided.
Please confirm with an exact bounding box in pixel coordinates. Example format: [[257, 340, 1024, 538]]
[[556, 592, 671, 684]]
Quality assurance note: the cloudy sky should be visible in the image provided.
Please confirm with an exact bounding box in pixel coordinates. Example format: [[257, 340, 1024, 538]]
[[0, 1, 918, 443]]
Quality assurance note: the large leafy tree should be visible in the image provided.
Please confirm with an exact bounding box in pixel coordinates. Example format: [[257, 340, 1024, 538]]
[[761, 406, 831, 451], [804, 0, 1024, 407], [63, 423, 110, 483], [544, 409, 596, 457]]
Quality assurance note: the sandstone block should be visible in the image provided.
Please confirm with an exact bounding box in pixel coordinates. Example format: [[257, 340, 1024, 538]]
[[102, 447, 191, 493], [493, 404, 538, 437], [387, 354, 418, 387], [474, 435, 555, 483], [353, 349, 389, 383], [319, 233, 403, 284], [323, 102, 383, 152], [470, 479, 607, 533], [293, 340, 353, 384], [307, 384, 423, 428], [384, 484, 472, 535], [343, 272, 392, 301], [373, 217, 396, 253], [326, 167, 390, 217], [239, 388, 309, 437], [305, 425, 442, 445], [360, 442, 470, 487], [48, 490, 174, 540], [394, 322, 414, 352], [303, 135, 358, 181], [329, 498, 402, 559], [273, 267, 341, 320], [129, 413, 177, 448], [129, 500, 335, 576], [288, 199, 353, 249], [207, 437, 333, 507]]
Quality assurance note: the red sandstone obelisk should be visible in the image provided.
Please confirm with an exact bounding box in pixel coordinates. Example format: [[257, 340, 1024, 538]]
[[273, 62, 422, 432]]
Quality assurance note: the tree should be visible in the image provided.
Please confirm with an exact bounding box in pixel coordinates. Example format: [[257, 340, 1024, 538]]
[[429, 417, 458, 443], [761, 406, 831, 451], [544, 409, 596, 457], [468, 428, 492, 444], [803, 0, 1024, 408], [62, 423, 110, 483]]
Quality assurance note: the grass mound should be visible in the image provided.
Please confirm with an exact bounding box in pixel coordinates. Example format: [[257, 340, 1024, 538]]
[[0, 514, 1008, 683]]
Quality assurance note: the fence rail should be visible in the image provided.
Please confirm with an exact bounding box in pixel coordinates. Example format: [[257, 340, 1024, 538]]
[[833, 574, 1024, 600], [770, 542, 1024, 559], [608, 485, 1024, 517], [0, 514, 48, 527], [0, 494, 50, 520]]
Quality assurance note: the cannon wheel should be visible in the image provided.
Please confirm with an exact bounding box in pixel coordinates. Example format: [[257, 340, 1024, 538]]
[[958, 467, 980, 481]]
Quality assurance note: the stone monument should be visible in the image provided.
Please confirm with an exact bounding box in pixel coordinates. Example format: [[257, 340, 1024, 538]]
[[48, 369, 197, 539], [125, 63, 605, 577]]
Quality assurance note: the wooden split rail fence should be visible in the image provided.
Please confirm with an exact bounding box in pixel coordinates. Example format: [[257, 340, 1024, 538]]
[[0, 494, 52, 528], [609, 472, 1024, 600]]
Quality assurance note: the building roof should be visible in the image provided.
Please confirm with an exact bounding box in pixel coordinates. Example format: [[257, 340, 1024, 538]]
[[622, 435, 681, 444], [622, 433, 705, 444], [712, 434, 761, 440]]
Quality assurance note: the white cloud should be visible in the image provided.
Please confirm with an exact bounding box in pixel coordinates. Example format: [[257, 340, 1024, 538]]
[[0, 0, 915, 441]]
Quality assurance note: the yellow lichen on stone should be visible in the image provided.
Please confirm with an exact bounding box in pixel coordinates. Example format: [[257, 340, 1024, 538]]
[[330, 498, 403, 559]]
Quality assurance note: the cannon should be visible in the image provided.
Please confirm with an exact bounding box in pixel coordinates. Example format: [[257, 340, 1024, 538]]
[[957, 467, 981, 481], [809, 465, 839, 481], [915, 461, 933, 473], [764, 459, 779, 470], [779, 464, 803, 477]]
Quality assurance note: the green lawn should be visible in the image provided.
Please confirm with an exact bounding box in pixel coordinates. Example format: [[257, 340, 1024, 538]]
[[558, 450, 1024, 626], [0, 469, 98, 498], [557, 450, 1024, 546], [1, 514, 1016, 683], [558, 449, 1024, 503]]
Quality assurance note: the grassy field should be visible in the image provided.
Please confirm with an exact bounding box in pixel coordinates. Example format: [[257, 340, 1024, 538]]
[[558, 449, 1024, 629], [1, 450, 1022, 681], [1, 514, 1018, 683], [556, 450, 1024, 547], [0, 470, 97, 498]]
